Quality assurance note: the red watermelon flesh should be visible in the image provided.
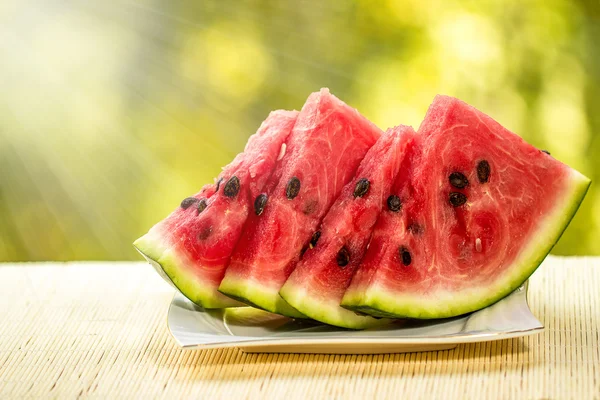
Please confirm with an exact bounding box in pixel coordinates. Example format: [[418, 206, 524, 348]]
[[134, 110, 298, 308], [342, 95, 591, 319], [279, 126, 417, 328], [219, 89, 383, 317]]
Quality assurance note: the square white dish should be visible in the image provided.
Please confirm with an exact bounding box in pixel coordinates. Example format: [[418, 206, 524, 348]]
[[166, 281, 543, 354]]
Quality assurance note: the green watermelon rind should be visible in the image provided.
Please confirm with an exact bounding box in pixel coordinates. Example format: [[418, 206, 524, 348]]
[[279, 284, 392, 329], [133, 233, 244, 309], [218, 276, 307, 318], [341, 169, 591, 319]]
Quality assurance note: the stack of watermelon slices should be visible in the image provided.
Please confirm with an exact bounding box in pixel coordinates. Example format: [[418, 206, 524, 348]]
[[135, 89, 591, 329]]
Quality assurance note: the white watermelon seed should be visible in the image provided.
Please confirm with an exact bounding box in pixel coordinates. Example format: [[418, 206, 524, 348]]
[[277, 143, 287, 161]]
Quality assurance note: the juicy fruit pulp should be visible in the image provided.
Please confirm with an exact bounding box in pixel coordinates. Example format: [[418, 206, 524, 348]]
[[135, 90, 590, 329], [133, 110, 298, 308], [218, 89, 382, 317], [341, 96, 591, 319], [280, 126, 417, 329]]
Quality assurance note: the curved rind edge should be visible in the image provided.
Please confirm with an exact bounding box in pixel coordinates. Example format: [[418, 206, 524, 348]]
[[133, 235, 244, 309], [342, 170, 591, 319], [279, 284, 391, 330], [218, 276, 308, 319]]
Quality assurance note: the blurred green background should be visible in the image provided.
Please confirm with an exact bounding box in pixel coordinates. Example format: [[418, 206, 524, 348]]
[[0, 0, 598, 261]]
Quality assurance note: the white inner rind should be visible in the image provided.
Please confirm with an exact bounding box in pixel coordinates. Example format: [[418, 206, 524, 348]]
[[133, 233, 244, 309], [218, 275, 307, 319], [279, 284, 390, 330], [347, 168, 591, 318]]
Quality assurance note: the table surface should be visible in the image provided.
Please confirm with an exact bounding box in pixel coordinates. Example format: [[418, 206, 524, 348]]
[[1, 256, 599, 399]]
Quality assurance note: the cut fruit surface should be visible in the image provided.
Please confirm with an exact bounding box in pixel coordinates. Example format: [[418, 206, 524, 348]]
[[219, 89, 382, 317], [341, 95, 591, 319], [134, 110, 298, 308], [280, 126, 416, 329]]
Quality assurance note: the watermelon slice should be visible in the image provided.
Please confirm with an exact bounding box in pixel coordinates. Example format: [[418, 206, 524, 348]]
[[133, 110, 298, 308], [279, 125, 416, 329], [219, 89, 382, 317], [341, 95, 591, 319]]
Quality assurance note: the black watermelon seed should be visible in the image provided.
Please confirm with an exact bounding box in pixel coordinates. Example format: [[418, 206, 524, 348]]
[[399, 246, 411, 266], [300, 246, 308, 258], [254, 194, 268, 216], [286, 177, 301, 199], [303, 199, 318, 215], [223, 176, 240, 198], [477, 160, 490, 183], [449, 192, 467, 207], [336, 247, 350, 268], [353, 178, 370, 198], [198, 226, 212, 240], [215, 177, 223, 192], [387, 195, 402, 212], [197, 199, 208, 213], [309, 231, 321, 248], [180, 197, 199, 209], [408, 223, 423, 235], [542, 149, 551, 155], [449, 172, 469, 189]]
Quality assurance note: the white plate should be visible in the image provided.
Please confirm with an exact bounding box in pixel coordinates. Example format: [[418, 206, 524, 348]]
[[166, 282, 543, 354]]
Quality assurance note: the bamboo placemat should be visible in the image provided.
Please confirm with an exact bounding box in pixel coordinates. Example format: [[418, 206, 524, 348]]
[[1, 256, 598, 399]]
